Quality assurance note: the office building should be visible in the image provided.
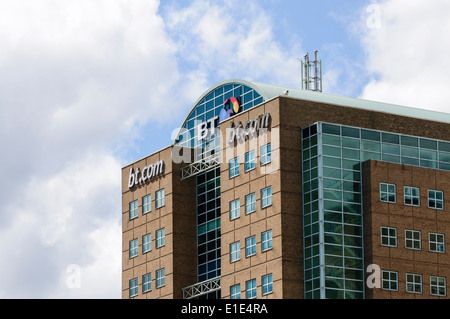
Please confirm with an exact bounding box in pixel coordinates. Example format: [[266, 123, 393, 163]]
[[122, 79, 450, 299]]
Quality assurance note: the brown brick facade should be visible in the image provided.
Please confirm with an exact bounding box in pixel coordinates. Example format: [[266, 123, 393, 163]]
[[363, 160, 450, 298], [122, 93, 450, 299], [122, 147, 196, 299]]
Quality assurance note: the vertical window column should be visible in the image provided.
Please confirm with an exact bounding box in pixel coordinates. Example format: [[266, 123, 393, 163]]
[[262, 274, 273, 295], [129, 199, 138, 220], [380, 183, 396, 203], [129, 278, 138, 298], [230, 157, 240, 178], [261, 186, 272, 208], [143, 194, 151, 214], [404, 186, 420, 206], [261, 143, 272, 166], [246, 279, 257, 299], [428, 190, 444, 210], [156, 189, 165, 208], [230, 199, 240, 220], [245, 150, 256, 172], [230, 284, 241, 299], [156, 228, 165, 248], [156, 268, 165, 288], [129, 239, 138, 259], [230, 241, 240, 263]]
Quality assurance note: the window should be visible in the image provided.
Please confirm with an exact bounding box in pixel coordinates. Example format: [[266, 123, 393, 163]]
[[143, 273, 151, 293], [230, 284, 241, 299], [155, 189, 165, 208], [156, 268, 165, 288], [156, 228, 165, 248], [382, 271, 398, 291], [129, 278, 138, 298], [245, 150, 256, 172], [429, 233, 445, 253], [406, 273, 422, 294], [261, 186, 272, 208], [230, 199, 240, 220], [381, 226, 397, 247], [246, 279, 257, 299], [143, 194, 151, 214], [230, 241, 240, 263], [380, 183, 396, 203], [428, 190, 444, 210], [143, 233, 151, 253], [246, 236, 256, 257], [229, 157, 239, 178], [129, 199, 138, 220], [262, 274, 273, 295], [404, 186, 420, 206], [262, 230, 273, 252], [430, 276, 446, 297], [129, 239, 138, 258], [261, 143, 271, 166], [405, 230, 421, 250], [245, 193, 256, 214]]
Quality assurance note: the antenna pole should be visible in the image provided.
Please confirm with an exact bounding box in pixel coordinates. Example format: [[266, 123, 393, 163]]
[[301, 50, 322, 92]]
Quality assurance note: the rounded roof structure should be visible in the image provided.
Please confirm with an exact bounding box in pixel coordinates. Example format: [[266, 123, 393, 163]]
[[173, 78, 450, 145]]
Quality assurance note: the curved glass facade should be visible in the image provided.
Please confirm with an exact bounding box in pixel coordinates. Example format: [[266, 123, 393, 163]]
[[175, 82, 263, 159], [176, 81, 264, 297]]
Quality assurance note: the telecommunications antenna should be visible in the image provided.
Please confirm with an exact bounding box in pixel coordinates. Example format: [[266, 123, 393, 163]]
[[301, 50, 322, 92]]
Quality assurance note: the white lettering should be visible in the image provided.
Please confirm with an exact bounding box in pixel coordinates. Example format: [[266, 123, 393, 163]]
[[135, 168, 140, 184], [153, 160, 164, 176], [172, 145, 191, 164], [235, 121, 243, 142], [228, 113, 271, 144], [367, 4, 381, 29], [141, 166, 148, 182], [228, 122, 236, 144], [181, 303, 215, 317], [128, 160, 165, 189], [66, 264, 81, 289], [366, 264, 381, 289], [197, 116, 219, 141], [128, 168, 135, 188], [198, 122, 208, 140]]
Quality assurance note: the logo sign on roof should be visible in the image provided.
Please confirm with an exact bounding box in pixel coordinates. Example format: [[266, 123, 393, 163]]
[[198, 97, 241, 141], [219, 97, 240, 122]]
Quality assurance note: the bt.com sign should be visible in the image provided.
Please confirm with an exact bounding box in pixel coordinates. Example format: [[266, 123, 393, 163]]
[[128, 160, 164, 189]]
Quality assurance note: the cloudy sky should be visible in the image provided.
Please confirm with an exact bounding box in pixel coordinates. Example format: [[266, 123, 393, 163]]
[[0, 0, 449, 299]]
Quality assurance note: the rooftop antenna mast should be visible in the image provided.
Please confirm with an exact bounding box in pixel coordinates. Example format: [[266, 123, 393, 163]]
[[301, 50, 322, 92]]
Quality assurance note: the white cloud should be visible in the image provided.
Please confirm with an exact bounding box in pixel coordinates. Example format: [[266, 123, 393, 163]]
[[165, 0, 302, 92], [358, 0, 450, 112], [56, 217, 122, 299], [0, 0, 307, 299], [0, 152, 122, 298], [0, 0, 180, 298]]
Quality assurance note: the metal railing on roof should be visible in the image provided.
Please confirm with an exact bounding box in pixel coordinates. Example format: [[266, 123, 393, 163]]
[[182, 276, 221, 299], [181, 152, 221, 180]]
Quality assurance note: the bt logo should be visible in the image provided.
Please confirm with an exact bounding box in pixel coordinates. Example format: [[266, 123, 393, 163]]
[[198, 97, 241, 141], [219, 97, 241, 122]]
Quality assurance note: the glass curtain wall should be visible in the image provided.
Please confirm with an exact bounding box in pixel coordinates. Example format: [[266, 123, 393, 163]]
[[175, 82, 264, 299], [302, 122, 450, 299], [196, 167, 221, 299]]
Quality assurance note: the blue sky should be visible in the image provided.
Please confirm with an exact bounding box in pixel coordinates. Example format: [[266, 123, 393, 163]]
[[133, 0, 374, 159], [0, 0, 449, 298]]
